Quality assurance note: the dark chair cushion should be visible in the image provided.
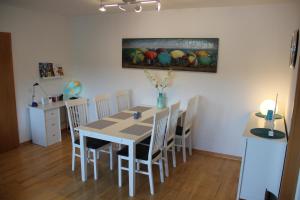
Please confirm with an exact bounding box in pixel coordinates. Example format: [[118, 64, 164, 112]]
[[167, 138, 174, 146], [117, 144, 161, 160], [75, 137, 110, 149], [176, 126, 190, 136], [140, 136, 151, 145], [141, 137, 174, 146]]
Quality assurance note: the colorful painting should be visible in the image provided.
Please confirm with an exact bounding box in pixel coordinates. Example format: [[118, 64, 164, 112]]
[[122, 38, 219, 73]]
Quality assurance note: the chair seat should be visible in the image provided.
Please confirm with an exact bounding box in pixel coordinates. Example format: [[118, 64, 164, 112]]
[[140, 137, 174, 146], [140, 136, 151, 145], [176, 126, 190, 136], [117, 144, 161, 160], [75, 137, 110, 149]]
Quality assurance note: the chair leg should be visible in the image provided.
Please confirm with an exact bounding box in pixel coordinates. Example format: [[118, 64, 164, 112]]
[[159, 159, 164, 183], [97, 151, 100, 159], [118, 156, 122, 187], [109, 144, 113, 170], [93, 149, 98, 180], [172, 145, 176, 168], [148, 164, 154, 195], [188, 135, 192, 156], [182, 137, 187, 163], [137, 162, 140, 171], [164, 149, 169, 177], [72, 146, 76, 171]]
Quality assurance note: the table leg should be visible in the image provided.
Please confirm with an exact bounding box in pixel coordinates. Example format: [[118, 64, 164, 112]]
[[80, 133, 87, 182], [128, 142, 136, 197]]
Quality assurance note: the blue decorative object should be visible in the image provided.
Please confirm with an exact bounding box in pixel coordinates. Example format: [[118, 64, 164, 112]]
[[266, 110, 274, 120], [157, 92, 166, 109], [133, 112, 142, 120], [63, 81, 82, 99]]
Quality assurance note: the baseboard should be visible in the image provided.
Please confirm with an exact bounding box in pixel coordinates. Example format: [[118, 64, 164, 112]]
[[193, 148, 242, 161]]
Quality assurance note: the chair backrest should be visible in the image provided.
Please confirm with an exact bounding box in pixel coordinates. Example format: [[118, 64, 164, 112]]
[[165, 101, 181, 147], [183, 96, 198, 134], [116, 90, 131, 112], [148, 108, 169, 160], [94, 94, 111, 120], [65, 98, 89, 144]]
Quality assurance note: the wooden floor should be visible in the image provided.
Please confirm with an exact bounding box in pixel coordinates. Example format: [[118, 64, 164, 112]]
[[0, 133, 241, 200]]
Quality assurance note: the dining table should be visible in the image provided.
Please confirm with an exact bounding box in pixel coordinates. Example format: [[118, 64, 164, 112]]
[[76, 105, 184, 197]]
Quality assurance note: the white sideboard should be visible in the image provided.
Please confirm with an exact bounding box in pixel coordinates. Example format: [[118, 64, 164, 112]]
[[29, 101, 65, 147], [237, 113, 287, 200]]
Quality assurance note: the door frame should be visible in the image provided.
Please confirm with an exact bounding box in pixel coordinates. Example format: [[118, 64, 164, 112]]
[[279, 56, 300, 199]]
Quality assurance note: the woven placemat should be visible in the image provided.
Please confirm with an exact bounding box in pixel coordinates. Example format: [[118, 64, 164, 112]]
[[110, 112, 132, 120], [87, 120, 117, 130], [129, 106, 152, 113], [120, 124, 152, 136], [142, 117, 153, 124], [250, 128, 285, 139]]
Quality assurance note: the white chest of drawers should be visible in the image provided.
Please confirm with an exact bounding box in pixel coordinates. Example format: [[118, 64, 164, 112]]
[[29, 101, 65, 147], [237, 113, 287, 200]]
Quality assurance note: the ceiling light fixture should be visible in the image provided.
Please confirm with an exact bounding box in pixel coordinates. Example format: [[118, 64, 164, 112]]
[[99, 0, 161, 13], [119, 5, 126, 11], [134, 4, 142, 13]]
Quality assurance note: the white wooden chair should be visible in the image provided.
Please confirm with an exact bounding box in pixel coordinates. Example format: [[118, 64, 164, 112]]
[[65, 98, 113, 180], [94, 94, 112, 120], [175, 96, 197, 162], [163, 101, 180, 177], [115, 90, 131, 112], [117, 108, 169, 195]]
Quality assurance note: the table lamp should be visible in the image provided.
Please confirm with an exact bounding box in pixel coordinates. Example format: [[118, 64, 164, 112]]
[[31, 82, 48, 107]]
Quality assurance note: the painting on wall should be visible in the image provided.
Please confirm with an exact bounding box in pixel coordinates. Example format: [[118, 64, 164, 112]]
[[39, 63, 64, 79], [122, 38, 219, 73], [289, 29, 299, 69]]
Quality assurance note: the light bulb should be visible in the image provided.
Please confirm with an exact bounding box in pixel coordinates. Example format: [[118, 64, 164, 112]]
[[260, 100, 277, 115], [134, 5, 142, 13], [99, 5, 106, 12], [157, 2, 161, 11]]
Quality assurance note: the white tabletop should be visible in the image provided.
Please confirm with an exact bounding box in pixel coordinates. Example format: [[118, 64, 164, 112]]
[[77, 106, 161, 143]]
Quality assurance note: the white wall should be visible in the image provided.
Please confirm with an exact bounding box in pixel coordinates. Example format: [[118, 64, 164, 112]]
[[285, 1, 300, 134], [0, 5, 71, 142], [71, 3, 300, 156]]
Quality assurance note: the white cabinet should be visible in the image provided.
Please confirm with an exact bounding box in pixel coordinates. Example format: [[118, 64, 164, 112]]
[[237, 113, 287, 200], [29, 102, 65, 147]]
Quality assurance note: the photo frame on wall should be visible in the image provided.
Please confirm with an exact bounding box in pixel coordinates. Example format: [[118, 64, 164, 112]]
[[122, 38, 219, 73], [290, 29, 299, 69]]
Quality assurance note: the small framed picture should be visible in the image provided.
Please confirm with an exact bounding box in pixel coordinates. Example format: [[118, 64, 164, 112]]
[[289, 29, 299, 69], [39, 62, 54, 78]]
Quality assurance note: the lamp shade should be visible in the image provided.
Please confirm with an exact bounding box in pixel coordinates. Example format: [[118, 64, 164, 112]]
[[259, 100, 277, 115]]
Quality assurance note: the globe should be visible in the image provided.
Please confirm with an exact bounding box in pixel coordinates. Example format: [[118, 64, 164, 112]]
[[63, 81, 82, 98]]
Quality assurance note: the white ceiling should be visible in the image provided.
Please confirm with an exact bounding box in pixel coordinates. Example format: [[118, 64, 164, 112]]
[[0, 0, 297, 16]]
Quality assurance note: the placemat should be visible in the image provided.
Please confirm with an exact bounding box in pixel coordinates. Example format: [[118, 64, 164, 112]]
[[87, 120, 117, 130], [110, 112, 132, 120], [255, 112, 283, 120], [120, 124, 152, 136], [142, 117, 153, 124], [129, 106, 152, 113], [250, 128, 285, 139]]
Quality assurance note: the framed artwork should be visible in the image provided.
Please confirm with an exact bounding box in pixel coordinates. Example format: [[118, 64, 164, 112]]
[[290, 29, 299, 69], [39, 63, 64, 79], [122, 38, 219, 73]]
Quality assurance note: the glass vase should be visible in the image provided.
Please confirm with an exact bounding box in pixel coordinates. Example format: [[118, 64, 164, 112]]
[[157, 92, 166, 109]]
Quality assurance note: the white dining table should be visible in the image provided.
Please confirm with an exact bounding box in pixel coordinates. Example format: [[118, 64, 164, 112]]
[[77, 105, 185, 197]]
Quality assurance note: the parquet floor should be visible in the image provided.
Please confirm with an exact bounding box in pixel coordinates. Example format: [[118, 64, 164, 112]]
[[0, 133, 241, 200]]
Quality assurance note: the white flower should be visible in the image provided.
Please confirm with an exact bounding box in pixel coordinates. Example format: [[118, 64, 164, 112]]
[[144, 70, 173, 92]]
